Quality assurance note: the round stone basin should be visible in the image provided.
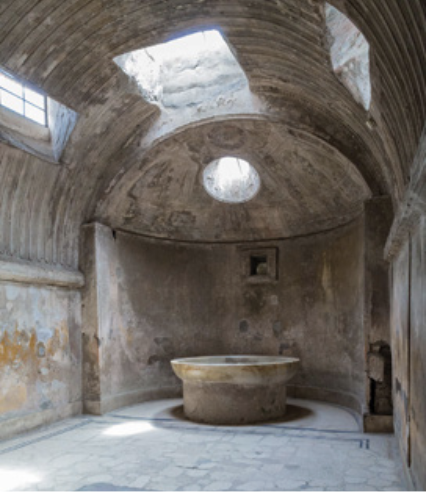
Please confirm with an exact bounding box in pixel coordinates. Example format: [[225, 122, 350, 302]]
[[171, 355, 300, 425]]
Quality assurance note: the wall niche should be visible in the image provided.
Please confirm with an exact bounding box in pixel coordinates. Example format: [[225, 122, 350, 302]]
[[240, 247, 278, 283]]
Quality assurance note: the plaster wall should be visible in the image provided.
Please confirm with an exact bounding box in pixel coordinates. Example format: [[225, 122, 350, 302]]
[[391, 241, 410, 469], [363, 197, 393, 431], [387, 127, 426, 491], [0, 282, 82, 439], [391, 217, 426, 490], [81, 223, 225, 414], [83, 217, 365, 415], [221, 217, 365, 412], [409, 219, 426, 490]]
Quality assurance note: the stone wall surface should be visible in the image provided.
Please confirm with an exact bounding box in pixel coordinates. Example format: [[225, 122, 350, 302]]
[[0, 282, 82, 439], [363, 197, 393, 431], [387, 127, 426, 491], [82, 218, 365, 415], [81, 223, 226, 413], [221, 217, 365, 412], [391, 222, 426, 491], [408, 218, 426, 490], [391, 241, 411, 468], [391, 217, 426, 490]]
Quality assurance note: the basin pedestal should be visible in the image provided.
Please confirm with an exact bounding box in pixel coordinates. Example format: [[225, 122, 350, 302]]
[[183, 380, 287, 424], [171, 355, 300, 425]]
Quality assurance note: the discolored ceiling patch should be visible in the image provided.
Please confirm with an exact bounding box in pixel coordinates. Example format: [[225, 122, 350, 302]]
[[207, 125, 247, 150]]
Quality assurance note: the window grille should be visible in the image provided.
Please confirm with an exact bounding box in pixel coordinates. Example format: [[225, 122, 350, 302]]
[[0, 70, 47, 126]]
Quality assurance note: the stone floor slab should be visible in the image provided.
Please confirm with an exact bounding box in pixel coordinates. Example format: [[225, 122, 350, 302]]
[[0, 398, 404, 491]]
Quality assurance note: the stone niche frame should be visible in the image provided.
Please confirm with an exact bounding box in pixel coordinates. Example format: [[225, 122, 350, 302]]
[[239, 246, 278, 284]]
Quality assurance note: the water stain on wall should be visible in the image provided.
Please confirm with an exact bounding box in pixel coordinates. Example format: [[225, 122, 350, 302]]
[[0, 322, 75, 416], [0, 326, 38, 369]]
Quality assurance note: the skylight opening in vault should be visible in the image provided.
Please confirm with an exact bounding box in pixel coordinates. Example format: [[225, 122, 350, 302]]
[[203, 157, 261, 204], [0, 67, 78, 163], [0, 70, 47, 126], [114, 30, 249, 110], [325, 4, 371, 110]]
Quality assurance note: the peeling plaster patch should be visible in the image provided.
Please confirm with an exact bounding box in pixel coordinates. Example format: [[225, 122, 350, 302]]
[[36, 327, 54, 344], [0, 283, 81, 419], [0, 384, 27, 413], [5, 286, 20, 301], [37, 342, 46, 358]]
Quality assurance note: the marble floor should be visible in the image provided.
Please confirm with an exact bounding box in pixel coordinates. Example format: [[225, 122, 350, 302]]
[[0, 398, 404, 491]]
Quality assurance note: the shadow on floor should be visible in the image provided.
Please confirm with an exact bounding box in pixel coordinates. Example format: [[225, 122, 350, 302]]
[[77, 484, 142, 491], [154, 403, 314, 427]]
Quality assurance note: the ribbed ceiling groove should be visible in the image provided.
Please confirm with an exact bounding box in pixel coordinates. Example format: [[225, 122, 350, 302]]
[[367, 3, 416, 169], [0, 0, 423, 268]]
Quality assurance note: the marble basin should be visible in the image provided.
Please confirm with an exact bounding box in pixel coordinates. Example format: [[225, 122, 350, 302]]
[[171, 355, 300, 424]]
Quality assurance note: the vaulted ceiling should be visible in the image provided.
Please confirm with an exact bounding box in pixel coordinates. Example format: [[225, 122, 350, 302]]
[[0, 0, 424, 268]]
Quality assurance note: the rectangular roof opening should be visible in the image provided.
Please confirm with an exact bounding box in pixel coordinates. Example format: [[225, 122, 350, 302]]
[[114, 30, 250, 111], [0, 70, 47, 126]]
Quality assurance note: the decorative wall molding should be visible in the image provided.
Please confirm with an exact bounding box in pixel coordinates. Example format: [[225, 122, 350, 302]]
[[0, 258, 84, 288], [385, 125, 426, 260]]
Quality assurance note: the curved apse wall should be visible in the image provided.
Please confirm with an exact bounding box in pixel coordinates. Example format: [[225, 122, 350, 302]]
[[81, 217, 365, 416]]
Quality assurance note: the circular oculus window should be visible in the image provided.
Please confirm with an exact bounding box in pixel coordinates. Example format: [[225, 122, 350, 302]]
[[202, 157, 261, 204]]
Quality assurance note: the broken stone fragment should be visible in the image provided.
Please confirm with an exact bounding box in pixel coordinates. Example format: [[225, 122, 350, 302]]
[[368, 352, 385, 382]]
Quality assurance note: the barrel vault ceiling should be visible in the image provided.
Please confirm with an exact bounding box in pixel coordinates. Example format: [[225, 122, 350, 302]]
[[0, 0, 424, 268]]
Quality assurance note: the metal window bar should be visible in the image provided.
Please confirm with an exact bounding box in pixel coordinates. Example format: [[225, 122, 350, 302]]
[[0, 74, 47, 126]]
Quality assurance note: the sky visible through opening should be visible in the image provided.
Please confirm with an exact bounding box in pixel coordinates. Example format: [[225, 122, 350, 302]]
[[114, 29, 249, 110], [114, 31, 260, 203], [0, 71, 46, 125], [325, 4, 371, 110], [203, 157, 261, 203]]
